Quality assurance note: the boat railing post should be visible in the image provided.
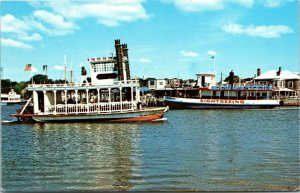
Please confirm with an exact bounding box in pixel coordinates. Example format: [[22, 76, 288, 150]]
[[33, 91, 39, 114], [120, 87, 123, 112], [64, 90, 67, 115], [86, 89, 89, 114], [43, 90, 47, 114], [75, 90, 78, 114], [97, 88, 100, 113], [108, 88, 112, 113], [131, 85, 134, 111], [54, 90, 57, 115]]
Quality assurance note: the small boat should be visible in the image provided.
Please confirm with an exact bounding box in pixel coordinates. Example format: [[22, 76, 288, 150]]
[[164, 73, 280, 109], [11, 40, 169, 123], [1, 89, 22, 105]]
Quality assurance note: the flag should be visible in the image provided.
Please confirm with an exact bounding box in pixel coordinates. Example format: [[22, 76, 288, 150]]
[[211, 56, 215, 59], [24, 64, 32, 71]]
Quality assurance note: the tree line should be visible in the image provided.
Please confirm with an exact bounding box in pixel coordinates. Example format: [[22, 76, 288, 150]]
[[1, 74, 67, 96]]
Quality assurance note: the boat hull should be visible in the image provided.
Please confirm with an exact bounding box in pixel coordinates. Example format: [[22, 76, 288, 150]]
[[163, 97, 280, 109], [29, 107, 168, 123]]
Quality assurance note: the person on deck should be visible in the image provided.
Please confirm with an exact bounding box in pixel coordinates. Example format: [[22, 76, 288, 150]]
[[80, 66, 89, 86]]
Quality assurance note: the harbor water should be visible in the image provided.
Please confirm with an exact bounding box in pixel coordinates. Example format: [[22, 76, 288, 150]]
[[2, 104, 299, 191]]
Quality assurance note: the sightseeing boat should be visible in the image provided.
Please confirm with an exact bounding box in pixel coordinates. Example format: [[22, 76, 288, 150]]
[[11, 40, 169, 122], [163, 73, 280, 109], [1, 89, 22, 105]]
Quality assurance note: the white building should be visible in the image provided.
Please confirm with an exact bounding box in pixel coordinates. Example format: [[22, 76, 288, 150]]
[[254, 67, 300, 98], [196, 73, 216, 88]]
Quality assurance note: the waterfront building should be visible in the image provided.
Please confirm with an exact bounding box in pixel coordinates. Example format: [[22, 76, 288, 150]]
[[253, 67, 300, 99]]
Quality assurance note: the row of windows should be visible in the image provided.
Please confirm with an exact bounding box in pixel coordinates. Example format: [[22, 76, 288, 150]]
[[93, 63, 115, 72]]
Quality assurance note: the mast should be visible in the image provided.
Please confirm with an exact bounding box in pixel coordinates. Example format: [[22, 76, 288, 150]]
[[64, 55, 67, 85], [70, 61, 73, 84], [213, 56, 216, 74]]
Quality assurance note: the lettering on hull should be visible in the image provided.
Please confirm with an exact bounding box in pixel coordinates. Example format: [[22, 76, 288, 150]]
[[200, 99, 245, 104]]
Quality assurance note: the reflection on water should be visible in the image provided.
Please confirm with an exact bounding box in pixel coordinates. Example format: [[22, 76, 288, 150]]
[[2, 105, 300, 191], [3, 122, 141, 191]]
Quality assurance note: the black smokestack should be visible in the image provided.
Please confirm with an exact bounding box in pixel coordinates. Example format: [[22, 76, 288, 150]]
[[122, 43, 130, 80], [115, 39, 123, 80], [276, 67, 282, 76], [257, 68, 261, 76]]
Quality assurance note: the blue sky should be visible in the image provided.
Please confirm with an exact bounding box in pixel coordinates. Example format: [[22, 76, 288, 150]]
[[1, 0, 299, 82]]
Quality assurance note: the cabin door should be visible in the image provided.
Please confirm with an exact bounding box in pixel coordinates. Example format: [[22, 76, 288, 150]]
[[237, 91, 241, 99], [220, 91, 224, 98], [37, 92, 45, 113]]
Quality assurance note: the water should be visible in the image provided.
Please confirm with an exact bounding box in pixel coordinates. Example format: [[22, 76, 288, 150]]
[[2, 105, 299, 191]]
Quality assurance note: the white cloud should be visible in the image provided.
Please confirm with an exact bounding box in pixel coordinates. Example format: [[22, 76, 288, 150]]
[[207, 50, 216, 56], [33, 10, 76, 31], [1, 14, 42, 41], [1, 14, 30, 34], [162, 0, 294, 12], [181, 51, 199, 57], [162, 0, 254, 12], [54, 65, 65, 71], [1, 38, 33, 49], [19, 33, 42, 41], [222, 23, 293, 38], [38, 0, 149, 27], [139, 58, 152, 64], [31, 66, 39, 73], [259, 0, 295, 8]]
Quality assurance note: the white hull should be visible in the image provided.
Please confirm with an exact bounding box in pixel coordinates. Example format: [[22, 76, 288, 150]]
[[31, 107, 169, 123], [164, 96, 280, 109]]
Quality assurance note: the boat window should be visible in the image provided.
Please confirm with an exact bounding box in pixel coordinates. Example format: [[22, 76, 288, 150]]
[[96, 73, 118, 80]]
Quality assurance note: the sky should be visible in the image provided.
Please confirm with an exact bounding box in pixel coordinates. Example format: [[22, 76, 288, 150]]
[[1, 0, 299, 82]]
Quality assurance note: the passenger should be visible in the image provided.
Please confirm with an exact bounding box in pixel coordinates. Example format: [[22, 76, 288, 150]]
[[80, 66, 89, 86]]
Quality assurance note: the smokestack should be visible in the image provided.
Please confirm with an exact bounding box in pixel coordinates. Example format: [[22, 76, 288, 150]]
[[115, 39, 123, 80], [257, 68, 261, 77], [276, 67, 282, 76], [122, 43, 130, 80]]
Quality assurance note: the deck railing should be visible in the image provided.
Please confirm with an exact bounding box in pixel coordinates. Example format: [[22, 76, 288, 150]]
[[44, 101, 135, 115], [28, 79, 139, 88], [211, 84, 273, 90]]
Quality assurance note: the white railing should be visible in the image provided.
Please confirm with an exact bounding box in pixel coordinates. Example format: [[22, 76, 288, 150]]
[[28, 79, 139, 88], [44, 101, 135, 115]]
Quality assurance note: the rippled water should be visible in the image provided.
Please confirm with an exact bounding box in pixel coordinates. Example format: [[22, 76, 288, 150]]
[[2, 105, 299, 191]]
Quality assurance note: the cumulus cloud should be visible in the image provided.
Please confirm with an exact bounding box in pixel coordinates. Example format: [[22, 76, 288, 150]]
[[207, 50, 216, 56], [139, 58, 152, 64], [260, 0, 295, 8], [1, 38, 33, 49], [162, 0, 254, 12], [54, 65, 65, 71], [1, 14, 42, 42], [162, 0, 294, 12], [181, 51, 199, 57], [37, 0, 149, 27], [222, 23, 293, 38], [31, 66, 39, 73], [33, 10, 76, 31]]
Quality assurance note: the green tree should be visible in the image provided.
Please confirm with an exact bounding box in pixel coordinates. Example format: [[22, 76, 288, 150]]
[[31, 74, 48, 84], [14, 81, 28, 94], [1, 79, 15, 93]]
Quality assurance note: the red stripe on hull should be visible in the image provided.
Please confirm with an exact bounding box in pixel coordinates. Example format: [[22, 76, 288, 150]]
[[110, 113, 163, 122]]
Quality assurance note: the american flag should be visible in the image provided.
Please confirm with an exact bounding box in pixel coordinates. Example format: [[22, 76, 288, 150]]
[[24, 64, 32, 71]]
